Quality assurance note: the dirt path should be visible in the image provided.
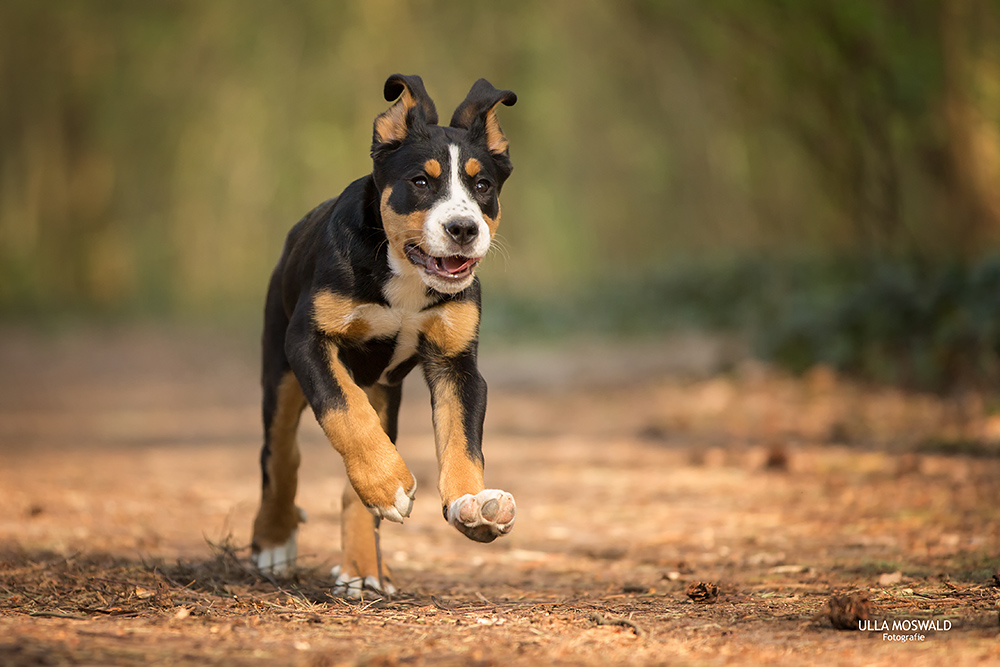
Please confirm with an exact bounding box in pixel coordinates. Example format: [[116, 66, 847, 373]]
[[1, 328, 998, 666]]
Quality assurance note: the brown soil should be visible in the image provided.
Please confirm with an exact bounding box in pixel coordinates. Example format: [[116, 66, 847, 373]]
[[1, 328, 998, 666]]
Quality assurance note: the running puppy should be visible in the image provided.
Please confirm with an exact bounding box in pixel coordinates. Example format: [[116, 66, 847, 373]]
[[250, 75, 517, 597]]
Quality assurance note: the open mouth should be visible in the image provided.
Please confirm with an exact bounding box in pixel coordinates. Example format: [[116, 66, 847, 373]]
[[405, 244, 481, 281]]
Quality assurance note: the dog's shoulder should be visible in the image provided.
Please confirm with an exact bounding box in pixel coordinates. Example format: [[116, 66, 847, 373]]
[[276, 176, 386, 312]]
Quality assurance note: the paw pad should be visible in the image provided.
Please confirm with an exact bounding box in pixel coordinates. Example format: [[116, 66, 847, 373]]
[[447, 489, 516, 543]]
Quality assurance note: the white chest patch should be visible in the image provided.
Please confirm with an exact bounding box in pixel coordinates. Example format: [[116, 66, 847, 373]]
[[312, 275, 478, 385], [365, 273, 436, 383]]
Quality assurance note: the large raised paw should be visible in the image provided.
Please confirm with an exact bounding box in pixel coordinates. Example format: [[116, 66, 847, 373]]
[[446, 489, 516, 543], [331, 564, 396, 600]]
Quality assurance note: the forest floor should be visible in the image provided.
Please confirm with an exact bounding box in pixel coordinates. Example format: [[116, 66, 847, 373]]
[[1, 327, 998, 666]]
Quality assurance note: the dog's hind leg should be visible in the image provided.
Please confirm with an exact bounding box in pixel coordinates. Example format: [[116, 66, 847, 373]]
[[332, 383, 401, 598], [251, 283, 308, 573], [251, 369, 307, 572]]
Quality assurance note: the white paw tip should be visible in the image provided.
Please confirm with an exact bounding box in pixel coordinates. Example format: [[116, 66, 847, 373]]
[[252, 530, 298, 573], [332, 570, 396, 598], [375, 506, 405, 523], [367, 479, 416, 523]]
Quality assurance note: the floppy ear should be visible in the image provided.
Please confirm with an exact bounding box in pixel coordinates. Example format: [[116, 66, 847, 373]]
[[450, 78, 517, 155], [372, 74, 438, 147]]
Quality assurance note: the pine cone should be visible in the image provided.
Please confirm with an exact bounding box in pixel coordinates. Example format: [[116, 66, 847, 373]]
[[686, 581, 720, 603], [827, 593, 870, 630]]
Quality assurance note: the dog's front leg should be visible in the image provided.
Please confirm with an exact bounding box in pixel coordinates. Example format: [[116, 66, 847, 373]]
[[285, 312, 417, 523], [331, 383, 402, 598], [423, 348, 516, 543]]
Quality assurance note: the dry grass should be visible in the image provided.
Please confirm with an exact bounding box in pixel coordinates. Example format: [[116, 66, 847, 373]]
[[1, 330, 1000, 665]]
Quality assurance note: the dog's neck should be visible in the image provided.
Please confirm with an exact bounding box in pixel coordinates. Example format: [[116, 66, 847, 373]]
[[381, 265, 436, 312]]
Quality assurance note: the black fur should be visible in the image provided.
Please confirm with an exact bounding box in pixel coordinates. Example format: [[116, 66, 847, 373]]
[[256, 74, 515, 522]]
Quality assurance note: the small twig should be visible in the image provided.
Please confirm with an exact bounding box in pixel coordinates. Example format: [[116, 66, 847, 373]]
[[78, 608, 142, 618], [431, 596, 455, 611], [588, 612, 644, 636], [28, 610, 88, 620], [159, 572, 197, 591]]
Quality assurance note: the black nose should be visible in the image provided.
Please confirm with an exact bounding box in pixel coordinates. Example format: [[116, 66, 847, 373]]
[[444, 218, 479, 246]]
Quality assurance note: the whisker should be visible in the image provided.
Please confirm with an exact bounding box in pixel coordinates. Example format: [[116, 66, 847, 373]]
[[375, 229, 425, 266], [486, 234, 512, 272], [492, 237, 512, 263]]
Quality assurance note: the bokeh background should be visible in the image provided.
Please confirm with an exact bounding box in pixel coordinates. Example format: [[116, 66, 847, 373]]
[[2, 0, 1000, 391], [3, 7, 1000, 661]]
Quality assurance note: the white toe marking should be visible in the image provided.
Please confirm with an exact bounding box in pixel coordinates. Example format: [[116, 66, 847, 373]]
[[366, 476, 416, 524], [252, 530, 298, 573], [332, 569, 395, 599], [395, 483, 415, 514], [373, 506, 404, 523]]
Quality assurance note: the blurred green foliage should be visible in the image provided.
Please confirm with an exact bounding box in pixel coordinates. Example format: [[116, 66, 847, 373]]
[[762, 257, 1000, 392], [2, 1, 1000, 388]]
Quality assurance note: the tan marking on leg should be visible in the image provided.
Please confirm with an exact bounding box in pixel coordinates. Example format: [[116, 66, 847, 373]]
[[335, 383, 400, 591], [318, 342, 413, 509], [422, 300, 480, 357], [432, 375, 485, 507], [424, 158, 442, 178], [364, 384, 391, 431], [253, 372, 307, 547], [464, 158, 481, 177], [338, 483, 386, 584]]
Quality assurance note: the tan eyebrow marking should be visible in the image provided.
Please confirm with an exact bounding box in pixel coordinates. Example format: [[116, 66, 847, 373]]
[[464, 158, 481, 177], [424, 159, 442, 178]]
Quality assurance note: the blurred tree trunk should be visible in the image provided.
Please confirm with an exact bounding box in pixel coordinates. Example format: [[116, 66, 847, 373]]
[[942, 0, 1000, 256]]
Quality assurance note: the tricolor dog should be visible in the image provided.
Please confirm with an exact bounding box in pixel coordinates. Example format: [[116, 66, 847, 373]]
[[250, 75, 517, 597]]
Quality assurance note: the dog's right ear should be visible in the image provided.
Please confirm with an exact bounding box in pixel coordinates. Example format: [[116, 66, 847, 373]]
[[372, 74, 438, 148]]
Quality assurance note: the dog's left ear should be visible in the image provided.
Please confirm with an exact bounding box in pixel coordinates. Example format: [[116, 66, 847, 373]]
[[373, 74, 438, 147], [450, 79, 517, 155]]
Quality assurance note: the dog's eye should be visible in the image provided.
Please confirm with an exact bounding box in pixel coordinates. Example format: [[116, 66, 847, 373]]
[[412, 176, 429, 189], [475, 180, 492, 195]]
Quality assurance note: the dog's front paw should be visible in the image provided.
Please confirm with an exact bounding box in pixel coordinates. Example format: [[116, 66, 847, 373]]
[[362, 474, 417, 523], [446, 489, 516, 543], [347, 454, 417, 524]]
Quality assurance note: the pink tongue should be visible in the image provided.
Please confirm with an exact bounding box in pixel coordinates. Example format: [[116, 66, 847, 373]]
[[441, 256, 474, 274]]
